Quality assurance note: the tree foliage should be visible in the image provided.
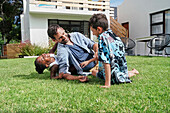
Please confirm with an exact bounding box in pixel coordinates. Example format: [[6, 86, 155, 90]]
[[0, 0, 23, 44]]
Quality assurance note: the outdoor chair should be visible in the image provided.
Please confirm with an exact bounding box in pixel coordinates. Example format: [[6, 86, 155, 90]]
[[147, 34, 170, 55], [120, 37, 136, 51]]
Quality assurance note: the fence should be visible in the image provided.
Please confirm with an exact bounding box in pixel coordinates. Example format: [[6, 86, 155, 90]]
[[110, 17, 128, 38], [7, 44, 21, 59]]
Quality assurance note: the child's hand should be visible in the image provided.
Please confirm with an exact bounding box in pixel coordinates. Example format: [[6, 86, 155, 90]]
[[100, 85, 110, 88], [58, 72, 64, 78], [79, 76, 89, 82]]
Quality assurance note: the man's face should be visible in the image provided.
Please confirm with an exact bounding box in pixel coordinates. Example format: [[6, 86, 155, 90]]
[[53, 28, 70, 44], [90, 26, 100, 37], [37, 53, 55, 67]]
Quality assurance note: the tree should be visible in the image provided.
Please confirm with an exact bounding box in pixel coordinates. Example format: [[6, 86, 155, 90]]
[[0, 0, 23, 44]]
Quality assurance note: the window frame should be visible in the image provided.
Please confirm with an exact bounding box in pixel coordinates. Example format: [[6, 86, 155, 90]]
[[48, 19, 90, 38], [150, 9, 170, 36]]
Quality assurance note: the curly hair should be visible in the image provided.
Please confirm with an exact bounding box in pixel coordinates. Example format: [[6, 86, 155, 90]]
[[89, 13, 108, 31], [47, 24, 61, 40], [34, 57, 46, 74]]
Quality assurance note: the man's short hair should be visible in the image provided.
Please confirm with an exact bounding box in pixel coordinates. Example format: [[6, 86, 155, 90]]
[[47, 24, 61, 40], [34, 57, 46, 74], [89, 13, 108, 31]]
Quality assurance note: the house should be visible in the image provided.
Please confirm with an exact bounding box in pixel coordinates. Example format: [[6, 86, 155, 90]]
[[117, 0, 170, 56], [21, 0, 112, 47]]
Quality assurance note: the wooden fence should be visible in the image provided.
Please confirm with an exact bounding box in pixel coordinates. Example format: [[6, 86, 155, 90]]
[[7, 44, 21, 59], [110, 17, 128, 38]]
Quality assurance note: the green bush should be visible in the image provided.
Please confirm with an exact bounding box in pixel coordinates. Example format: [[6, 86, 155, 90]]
[[19, 41, 56, 56]]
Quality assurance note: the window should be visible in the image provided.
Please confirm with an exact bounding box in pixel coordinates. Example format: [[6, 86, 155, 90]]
[[48, 19, 90, 38], [150, 9, 170, 35], [150, 9, 170, 55], [165, 10, 170, 34]]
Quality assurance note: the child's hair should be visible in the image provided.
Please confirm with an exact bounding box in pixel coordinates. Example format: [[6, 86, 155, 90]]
[[34, 57, 46, 74], [89, 13, 108, 31], [47, 24, 61, 40]]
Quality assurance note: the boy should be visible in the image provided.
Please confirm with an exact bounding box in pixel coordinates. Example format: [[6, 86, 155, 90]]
[[89, 13, 138, 88], [34, 53, 88, 82]]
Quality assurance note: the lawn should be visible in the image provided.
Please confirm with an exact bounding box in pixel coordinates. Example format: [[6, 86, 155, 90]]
[[0, 56, 169, 112]]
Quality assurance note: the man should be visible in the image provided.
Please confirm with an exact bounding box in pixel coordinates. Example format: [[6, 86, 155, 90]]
[[47, 24, 98, 75]]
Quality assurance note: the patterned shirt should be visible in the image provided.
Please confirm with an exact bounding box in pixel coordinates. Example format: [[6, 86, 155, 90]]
[[97, 29, 131, 84]]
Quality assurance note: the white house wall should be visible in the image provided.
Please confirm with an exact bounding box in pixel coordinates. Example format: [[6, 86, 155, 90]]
[[21, 0, 30, 43], [118, 0, 170, 55], [29, 13, 92, 47], [29, 14, 48, 47], [21, 1, 111, 47]]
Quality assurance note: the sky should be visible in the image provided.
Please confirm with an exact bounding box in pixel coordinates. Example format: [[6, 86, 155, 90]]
[[110, 0, 124, 7], [92, 0, 124, 7]]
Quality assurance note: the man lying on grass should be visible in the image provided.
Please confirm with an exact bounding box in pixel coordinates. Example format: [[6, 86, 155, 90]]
[[34, 53, 88, 82]]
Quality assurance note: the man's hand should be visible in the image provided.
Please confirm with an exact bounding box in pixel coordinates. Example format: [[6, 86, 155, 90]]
[[80, 61, 90, 68]]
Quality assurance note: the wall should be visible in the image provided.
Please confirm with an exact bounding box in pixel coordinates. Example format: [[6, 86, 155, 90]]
[[118, 0, 170, 55], [29, 13, 92, 47]]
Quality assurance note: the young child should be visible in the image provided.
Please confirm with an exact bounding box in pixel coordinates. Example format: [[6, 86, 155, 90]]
[[34, 53, 88, 82], [89, 13, 139, 88]]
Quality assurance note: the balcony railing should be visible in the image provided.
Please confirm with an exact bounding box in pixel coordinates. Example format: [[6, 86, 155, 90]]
[[29, 0, 110, 12]]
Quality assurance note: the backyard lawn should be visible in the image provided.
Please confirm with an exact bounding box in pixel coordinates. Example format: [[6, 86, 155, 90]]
[[0, 56, 169, 112]]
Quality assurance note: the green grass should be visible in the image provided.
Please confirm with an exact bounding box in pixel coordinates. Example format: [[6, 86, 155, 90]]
[[0, 56, 169, 112]]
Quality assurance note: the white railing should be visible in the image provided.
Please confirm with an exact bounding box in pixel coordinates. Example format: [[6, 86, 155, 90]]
[[110, 7, 115, 18], [30, 0, 110, 11]]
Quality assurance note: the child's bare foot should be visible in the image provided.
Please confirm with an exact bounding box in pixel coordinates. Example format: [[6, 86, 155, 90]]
[[132, 68, 139, 75], [128, 72, 136, 77], [100, 85, 110, 88], [92, 70, 98, 77]]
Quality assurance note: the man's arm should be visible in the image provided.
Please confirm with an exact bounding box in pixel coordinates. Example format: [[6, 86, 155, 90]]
[[76, 32, 96, 50], [57, 46, 71, 74]]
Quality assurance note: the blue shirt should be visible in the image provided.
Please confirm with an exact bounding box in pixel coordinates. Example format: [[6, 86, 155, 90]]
[[68, 44, 89, 63], [56, 32, 96, 75], [68, 44, 95, 71]]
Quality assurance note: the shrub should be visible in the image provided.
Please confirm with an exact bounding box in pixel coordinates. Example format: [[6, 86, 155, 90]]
[[19, 40, 56, 56]]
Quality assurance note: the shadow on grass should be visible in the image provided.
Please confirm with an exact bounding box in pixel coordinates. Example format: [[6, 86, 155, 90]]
[[13, 72, 51, 80], [13, 72, 105, 85], [86, 76, 105, 85]]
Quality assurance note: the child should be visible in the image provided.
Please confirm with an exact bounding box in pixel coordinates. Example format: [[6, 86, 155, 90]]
[[89, 13, 139, 88], [34, 53, 88, 82]]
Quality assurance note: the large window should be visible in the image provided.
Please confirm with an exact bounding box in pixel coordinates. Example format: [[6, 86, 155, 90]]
[[150, 9, 170, 35], [48, 19, 90, 38], [150, 9, 170, 55]]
